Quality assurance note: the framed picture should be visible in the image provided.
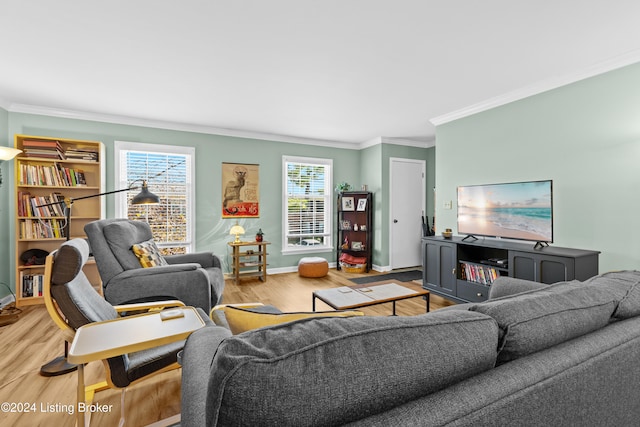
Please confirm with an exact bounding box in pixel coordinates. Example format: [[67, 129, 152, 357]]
[[356, 198, 367, 211], [351, 241, 363, 250], [342, 196, 355, 211], [341, 220, 351, 230], [222, 162, 260, 218]]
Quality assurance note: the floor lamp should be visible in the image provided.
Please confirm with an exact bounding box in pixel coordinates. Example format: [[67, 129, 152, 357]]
[[0, 146, 23, 185], [38, 180, 160, 376]]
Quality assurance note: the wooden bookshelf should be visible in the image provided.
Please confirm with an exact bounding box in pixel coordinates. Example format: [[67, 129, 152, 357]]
[[13, 135, 105, 306]]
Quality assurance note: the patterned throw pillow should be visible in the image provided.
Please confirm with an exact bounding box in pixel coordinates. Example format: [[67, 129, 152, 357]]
[[131, 239, 168, 268]]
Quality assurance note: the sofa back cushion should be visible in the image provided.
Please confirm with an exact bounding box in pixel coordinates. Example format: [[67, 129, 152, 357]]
[[582, 270, 640, 319], [471, 281, 616, 364], [206, 310, 499, 426]]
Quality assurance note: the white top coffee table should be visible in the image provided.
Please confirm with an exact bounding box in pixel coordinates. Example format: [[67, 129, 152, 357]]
[[312, 279, 429, 315]]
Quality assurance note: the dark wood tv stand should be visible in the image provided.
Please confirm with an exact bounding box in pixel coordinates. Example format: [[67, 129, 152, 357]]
[[422, 236, 600, 303]]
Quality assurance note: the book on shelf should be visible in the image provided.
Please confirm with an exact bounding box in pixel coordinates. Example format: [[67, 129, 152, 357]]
[[20, 218, 66, 239], [75, 169, 87, 185], [460, 261, 501, 285], [21, 139, 66, 160], [20, 272, 44, 298], [19, 163, 90, 187], [240, 261, 263, 267], [64, 147, 99, 162], [18, 192, 67, 218]]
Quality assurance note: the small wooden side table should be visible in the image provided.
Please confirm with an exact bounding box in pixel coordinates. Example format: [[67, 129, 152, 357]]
[[228, 241, 270, 283]]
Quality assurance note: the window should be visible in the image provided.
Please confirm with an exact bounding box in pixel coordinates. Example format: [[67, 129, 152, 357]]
[[283, 156, 332, 253], [115, 141, 195, 254]]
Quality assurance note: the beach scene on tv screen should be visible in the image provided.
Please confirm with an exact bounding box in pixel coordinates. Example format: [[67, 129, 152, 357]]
[[457, 181, 553, 242]]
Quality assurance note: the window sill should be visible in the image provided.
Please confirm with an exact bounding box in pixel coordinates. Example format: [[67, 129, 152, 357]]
[[281, 246, 333, 255]]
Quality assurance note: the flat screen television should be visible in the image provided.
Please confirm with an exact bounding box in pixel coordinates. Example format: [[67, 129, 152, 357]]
[[457, 180, 553, 243]]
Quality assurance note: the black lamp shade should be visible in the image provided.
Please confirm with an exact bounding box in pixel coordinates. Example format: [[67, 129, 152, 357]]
[[131, 181, 161, 205]]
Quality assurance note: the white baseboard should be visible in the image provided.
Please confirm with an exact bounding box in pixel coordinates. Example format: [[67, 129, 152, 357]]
[[223, 262, 391, 279], [372, 264, 391, 272]]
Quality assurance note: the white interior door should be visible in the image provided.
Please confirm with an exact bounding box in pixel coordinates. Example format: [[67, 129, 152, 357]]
[[390, 158, 425, 269]]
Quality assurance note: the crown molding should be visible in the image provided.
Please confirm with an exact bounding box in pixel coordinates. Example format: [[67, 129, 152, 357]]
[[381, 137, 435, 149], [6, 102, 434, 150], [431, 50, 640, 127], [360, 136, 383, 149], [360, 136, 434, 150], [6, 102, 363, 149]]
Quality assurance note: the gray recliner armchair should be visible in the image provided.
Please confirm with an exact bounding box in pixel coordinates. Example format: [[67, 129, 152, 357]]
[[84, 218, 224, 312], [44, 238, 213, 426]]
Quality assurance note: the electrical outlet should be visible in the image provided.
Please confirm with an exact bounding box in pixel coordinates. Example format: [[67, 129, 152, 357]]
[[443, 200, 452, 210]]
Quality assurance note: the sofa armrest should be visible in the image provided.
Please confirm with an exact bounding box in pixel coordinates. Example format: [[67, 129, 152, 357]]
[[114, 264, 200, 279], [181, 326, 232, 427], [113, 300, 185, 313], [488, 277, 550, 300], [105, 267, 212, 312], [165, 252, 222, 269]]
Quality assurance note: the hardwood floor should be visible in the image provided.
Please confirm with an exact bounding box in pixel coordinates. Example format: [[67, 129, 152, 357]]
[[0, 269, 454, 426]]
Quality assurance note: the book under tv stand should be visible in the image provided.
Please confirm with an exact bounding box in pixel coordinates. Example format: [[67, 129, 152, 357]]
[[422, 235, 600, 303]]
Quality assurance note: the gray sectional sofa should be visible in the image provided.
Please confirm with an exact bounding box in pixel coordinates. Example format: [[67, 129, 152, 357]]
[[180, 271, 640, 426]]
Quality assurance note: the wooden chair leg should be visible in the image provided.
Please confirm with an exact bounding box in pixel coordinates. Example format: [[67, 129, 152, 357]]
[[84, 380, 109, 403], [118, 388, 126, 427]]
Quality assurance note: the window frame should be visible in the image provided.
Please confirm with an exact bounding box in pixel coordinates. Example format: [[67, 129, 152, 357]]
[[114, 141, 196, 253], [282, 155, 333, 255]]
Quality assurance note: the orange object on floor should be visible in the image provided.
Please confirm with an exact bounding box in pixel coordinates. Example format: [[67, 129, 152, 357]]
[[298, 257, 329, 278]]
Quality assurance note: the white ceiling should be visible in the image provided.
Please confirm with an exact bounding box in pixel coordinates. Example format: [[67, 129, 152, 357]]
[[2, 1, 640, 148]]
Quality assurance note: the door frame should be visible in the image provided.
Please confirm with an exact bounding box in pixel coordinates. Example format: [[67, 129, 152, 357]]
[[389, 157, 426, 270]]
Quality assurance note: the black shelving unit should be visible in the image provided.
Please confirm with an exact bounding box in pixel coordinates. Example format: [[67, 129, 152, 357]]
[[337, 191, 372, 272]]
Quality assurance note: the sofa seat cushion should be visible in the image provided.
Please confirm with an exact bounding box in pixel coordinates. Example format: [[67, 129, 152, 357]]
[[206, 310, 499, 426], [582, 270, 640, 319], [471, 281, 617, 364]]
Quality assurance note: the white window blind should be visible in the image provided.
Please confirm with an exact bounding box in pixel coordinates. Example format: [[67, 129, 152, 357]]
[[115, 142, 194, 254], [283, 156, 332, 252]]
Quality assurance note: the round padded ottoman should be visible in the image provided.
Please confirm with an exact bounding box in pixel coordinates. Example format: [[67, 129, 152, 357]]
[[298, 257, 329, 278]]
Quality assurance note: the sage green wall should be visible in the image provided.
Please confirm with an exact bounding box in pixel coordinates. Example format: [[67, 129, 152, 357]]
[[0, 106, 11, 299], [2, 111, 431, 299], [358, 143, 434, 268], [5, 112, 360, 275], [435, 62, 640, 273], [359, 144, 383, 266]]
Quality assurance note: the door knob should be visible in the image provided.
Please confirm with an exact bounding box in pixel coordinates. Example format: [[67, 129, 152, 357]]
[[393, 219, 398, 223]]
